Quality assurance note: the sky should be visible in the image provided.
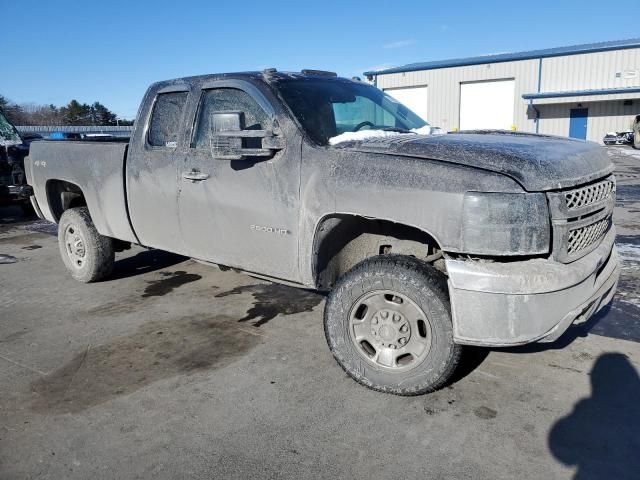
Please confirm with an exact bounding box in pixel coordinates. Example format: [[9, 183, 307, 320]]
[[1, 0, 638, 119]]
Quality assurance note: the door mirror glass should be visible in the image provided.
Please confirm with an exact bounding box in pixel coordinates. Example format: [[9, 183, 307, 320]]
[[211, 111, 244, 132], [209, 111, 243, 158]]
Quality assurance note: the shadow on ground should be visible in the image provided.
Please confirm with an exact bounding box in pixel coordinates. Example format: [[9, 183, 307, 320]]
[[108, 249, 187, 281], [0, 206, 40, 239], [549, 353, 640, 479], [0, 206, 37, 228], [445, 347, 490, 386]]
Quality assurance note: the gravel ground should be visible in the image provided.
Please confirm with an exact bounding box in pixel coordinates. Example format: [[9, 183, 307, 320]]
[[0, 147, 639, 479]]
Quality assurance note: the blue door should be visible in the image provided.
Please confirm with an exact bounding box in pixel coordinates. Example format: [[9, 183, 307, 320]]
[[569, 108, 588, 140]]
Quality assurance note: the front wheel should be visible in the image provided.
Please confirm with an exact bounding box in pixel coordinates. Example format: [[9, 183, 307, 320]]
[[633, 124, 640, 150], [324, 255, 461, 395], [58, 207, 114, 283]]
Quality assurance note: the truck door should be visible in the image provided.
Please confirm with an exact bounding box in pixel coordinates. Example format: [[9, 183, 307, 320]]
[[177, 81, 301, 282], [126, 86, 189, 253]]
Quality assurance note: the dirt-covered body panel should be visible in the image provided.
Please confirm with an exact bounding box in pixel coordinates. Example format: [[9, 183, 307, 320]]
[[26, 140, 137, 243], [333, 131, 614, 191], [25, 71, 619, 350]]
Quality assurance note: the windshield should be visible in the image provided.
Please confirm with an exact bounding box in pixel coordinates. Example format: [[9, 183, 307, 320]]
[[274, 78, 428, 145]]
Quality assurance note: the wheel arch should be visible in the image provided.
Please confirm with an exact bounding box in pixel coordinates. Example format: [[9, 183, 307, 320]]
[[45, 179, 88, 222], [311, 213, 444, 290]]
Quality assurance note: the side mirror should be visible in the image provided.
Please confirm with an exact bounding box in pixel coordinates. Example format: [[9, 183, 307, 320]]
[[209, 111, 284, 160]]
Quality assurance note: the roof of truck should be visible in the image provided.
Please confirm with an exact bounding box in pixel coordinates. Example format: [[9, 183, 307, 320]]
[[153, 69, 350, 87]]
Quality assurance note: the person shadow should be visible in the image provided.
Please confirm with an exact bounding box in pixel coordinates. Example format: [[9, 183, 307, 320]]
[[548, 352, 640, 479]]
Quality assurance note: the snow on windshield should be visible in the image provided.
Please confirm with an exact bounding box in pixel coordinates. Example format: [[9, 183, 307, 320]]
[[0, 111, 21, 146], [328, 125, 446, 146]]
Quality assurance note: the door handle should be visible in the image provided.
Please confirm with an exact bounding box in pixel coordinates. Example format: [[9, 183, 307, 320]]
[[182, 170, 210, 181]]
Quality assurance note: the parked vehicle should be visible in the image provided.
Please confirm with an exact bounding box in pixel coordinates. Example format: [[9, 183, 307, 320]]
[[25, 70, 620, 395], [0, 110, 33, 209], [49, 132, 83, 140], [603, 130, 634, 146], [633, 115, 640, 149], [49, 132, 121, 142]]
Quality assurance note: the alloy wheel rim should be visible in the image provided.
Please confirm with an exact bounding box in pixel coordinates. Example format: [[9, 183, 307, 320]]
[[348, 289, 432, 371]]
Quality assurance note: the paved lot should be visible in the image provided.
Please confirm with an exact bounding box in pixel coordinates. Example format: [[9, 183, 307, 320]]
[[1, 147, 639, 479]]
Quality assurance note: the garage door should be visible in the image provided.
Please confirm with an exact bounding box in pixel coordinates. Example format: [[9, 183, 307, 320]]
[[459, 79, 515, 130], [384, 86, 429, 121]]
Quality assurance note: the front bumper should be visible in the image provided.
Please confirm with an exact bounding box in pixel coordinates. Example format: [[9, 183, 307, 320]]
[[446, 228, 619, 346]]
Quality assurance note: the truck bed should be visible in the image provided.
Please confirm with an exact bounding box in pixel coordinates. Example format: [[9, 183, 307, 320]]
[[26, 140, 138, 243]]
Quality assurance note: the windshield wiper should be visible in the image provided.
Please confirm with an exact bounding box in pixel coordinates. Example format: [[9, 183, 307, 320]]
[[381, 127, 415, 134]]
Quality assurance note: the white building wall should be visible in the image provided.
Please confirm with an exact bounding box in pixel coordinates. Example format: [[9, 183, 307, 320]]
[[372, 46, 640, 144], [540, 47, 640, 91], [375, 59, 539, 132]]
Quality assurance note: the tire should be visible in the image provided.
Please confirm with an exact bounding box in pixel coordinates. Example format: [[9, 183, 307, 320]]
[[58, 207, 114, 283], [324, 255, 462, 396]]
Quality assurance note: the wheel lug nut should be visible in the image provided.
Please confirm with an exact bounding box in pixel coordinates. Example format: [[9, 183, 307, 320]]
[[399, 338, 407, 345], [381, 311, 388, 319], [400, 325, 408, 333], [372, 317, 378, 324], [393, 314, 400, 322], [389, 345, 396, 349]]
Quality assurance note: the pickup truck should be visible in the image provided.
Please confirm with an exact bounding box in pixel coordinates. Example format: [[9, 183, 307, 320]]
[[26, 70, 620, 395]]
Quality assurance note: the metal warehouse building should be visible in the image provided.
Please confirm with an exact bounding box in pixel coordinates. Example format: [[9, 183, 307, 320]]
[[364, 38, 640, 143]]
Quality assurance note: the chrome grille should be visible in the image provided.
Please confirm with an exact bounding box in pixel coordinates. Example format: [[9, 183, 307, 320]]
[[564, 178, 615, 210], [567, 217, 611, 256]]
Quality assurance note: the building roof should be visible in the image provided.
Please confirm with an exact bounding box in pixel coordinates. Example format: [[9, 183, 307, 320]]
[[364, 38, 640, 76], [522, 86, 640, 100]]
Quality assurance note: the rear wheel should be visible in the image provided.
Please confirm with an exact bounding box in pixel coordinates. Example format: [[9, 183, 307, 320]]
[[324, 255, 461, 395], [58, 207, 114, 283]]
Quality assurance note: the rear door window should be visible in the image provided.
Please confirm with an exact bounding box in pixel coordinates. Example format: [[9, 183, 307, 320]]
[[148, 91, 188, 147]]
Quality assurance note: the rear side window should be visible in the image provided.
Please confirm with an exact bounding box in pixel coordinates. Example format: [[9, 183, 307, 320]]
[[192, 88, 269, 149], [148, 91, 188, 147]]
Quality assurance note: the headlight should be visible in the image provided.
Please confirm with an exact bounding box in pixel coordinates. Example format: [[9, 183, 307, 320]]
[[461, 192, 550, 255]]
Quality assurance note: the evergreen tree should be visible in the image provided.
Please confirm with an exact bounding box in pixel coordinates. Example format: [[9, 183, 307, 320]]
[[91, 102, 117, 126], [1, 95, 131, 126], [61, 100, 91, 125]]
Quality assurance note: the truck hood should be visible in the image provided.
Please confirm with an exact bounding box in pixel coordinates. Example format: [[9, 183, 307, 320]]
[[332, 131, 614, 191]]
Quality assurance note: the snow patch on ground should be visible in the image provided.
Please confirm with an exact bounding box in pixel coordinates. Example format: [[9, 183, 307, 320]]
[[606, 146, 640, 160], [617, 243, 640, 269], [329, 125, 446, 146], [25, 220, 57, 236]]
